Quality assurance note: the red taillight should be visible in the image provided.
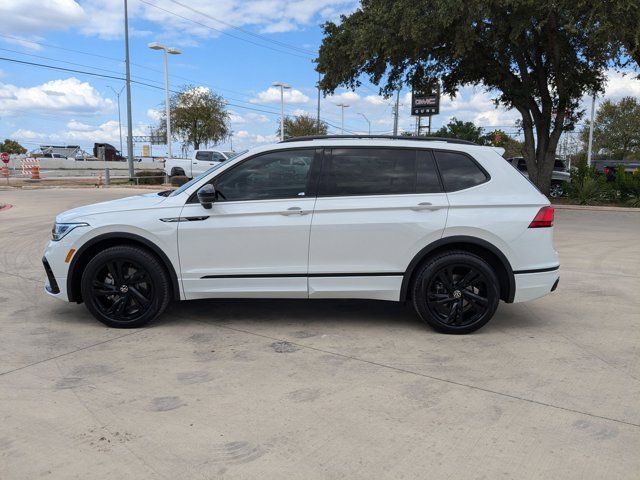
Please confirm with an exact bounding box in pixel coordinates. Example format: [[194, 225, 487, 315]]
[[603, 167, 611, 175], [529, 206, 555, 228]]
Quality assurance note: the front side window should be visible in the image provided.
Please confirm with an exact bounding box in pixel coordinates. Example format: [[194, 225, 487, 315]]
[[319, 148, 416, 196], [434, 151, 489, 191], [214, 149, 314, 201]]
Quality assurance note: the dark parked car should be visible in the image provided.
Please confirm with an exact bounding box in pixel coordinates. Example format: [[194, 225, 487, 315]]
[[593, 159, 640, 181], [506, 157, 570, 197]]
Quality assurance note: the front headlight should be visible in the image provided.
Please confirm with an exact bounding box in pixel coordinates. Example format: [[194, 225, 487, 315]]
[[51, 222, 89, 241]]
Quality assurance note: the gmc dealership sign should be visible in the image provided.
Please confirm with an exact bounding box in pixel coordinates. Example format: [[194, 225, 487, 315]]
[[411, 89, 440, 116]]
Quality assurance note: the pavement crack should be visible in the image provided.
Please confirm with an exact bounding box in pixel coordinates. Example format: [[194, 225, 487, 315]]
[[0, 270, 43, 284], [199, 320, 640, 430], [0, 328, 150, 377]]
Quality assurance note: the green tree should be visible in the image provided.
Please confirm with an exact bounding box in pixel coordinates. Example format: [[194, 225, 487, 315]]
[[483, 129, 524, 158], [316, 0, 639, 194], [0, 139, 27, 154], [277, 114, 328, 139], [580, 97, 640, 159], [156, 85, 229, 150], [432, 118, 485, 143]]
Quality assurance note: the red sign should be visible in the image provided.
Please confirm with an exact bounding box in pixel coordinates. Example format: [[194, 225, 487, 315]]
[[0, 152, 9, 164]]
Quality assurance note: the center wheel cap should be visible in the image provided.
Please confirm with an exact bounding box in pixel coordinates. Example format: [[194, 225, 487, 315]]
[[453, 290, 462, 299], [119, 285, 129, 293]]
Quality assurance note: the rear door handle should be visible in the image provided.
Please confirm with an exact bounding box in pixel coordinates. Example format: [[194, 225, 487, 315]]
[[280, 206, 308, 216], [412, 202, 444, 211]]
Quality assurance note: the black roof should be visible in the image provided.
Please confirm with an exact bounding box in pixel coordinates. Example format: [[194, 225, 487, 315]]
[[279, 135, 477, 145]]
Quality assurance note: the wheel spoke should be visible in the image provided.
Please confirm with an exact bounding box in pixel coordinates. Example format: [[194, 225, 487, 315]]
[[115, 294, 128, 316], [106, 261, 123, 283], [457, 270, 480, 289], [129, 286, 151, 306], [464, 290, 488, 306], [437, 272, 454, 292], [127, 270, 148, 284]]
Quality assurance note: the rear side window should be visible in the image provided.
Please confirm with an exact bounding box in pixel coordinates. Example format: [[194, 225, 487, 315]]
[[319, 148, 416, 196], [196, 151, 213, 161], [434, 151, 488, 191]]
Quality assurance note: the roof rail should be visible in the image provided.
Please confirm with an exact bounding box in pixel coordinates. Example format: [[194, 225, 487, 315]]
[[279, 134, 477, 145]]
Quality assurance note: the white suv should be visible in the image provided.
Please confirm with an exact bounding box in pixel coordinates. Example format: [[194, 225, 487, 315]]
[[43, 136, 559, 334]]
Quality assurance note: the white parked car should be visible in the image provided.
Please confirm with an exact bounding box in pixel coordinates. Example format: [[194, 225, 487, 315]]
[[43, 136, 559, 334], [165, 149, 237, 178]]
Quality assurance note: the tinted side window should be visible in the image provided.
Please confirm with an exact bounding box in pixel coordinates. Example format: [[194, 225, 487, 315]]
[[417, 151, 443, 193], [196, 151, 213, 161], [434, 151, 488, 191], [214, 149, 313, 201], [319, 148, 416, 196]]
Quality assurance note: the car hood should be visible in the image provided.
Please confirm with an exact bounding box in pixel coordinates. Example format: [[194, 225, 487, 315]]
[[552, 170, 570, 180], [56, 192, 167, 222]]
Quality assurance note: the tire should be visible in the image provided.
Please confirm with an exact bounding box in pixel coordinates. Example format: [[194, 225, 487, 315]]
[[411, 250, 500, 334], [549, 182, 564, 198], [80, 245, 171, 328]]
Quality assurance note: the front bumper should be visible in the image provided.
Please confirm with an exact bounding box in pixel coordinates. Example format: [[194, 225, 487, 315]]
[[43, 239, 74, 302], [512, 268, 560, 303]]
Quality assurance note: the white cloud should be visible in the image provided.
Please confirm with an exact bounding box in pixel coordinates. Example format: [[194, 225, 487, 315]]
[[601, 70, 640, 100], [0, 77, 113, 116], [327, 91, 361, 104], [0, 0, 84, 34], [11, 120, 147, 146], [147, 108, 163, 121], [251, 87, 310, 104]]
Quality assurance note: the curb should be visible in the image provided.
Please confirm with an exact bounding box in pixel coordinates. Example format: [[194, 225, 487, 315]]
[[553, 204, 640, 213]]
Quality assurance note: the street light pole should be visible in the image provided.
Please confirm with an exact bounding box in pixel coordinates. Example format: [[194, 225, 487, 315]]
[[149, 42, 181, 159], [337, 103, 349, 134], [272, 82, 291, 141], [586, 93, 596, 167], [123, 0, 134, 179], [358, 113, 371, 135], [108, 85, 125, 156]]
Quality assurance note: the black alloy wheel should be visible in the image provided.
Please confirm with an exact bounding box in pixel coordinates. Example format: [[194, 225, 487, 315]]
[[412, 251, 500, 334], [81, 245, 170, 328]]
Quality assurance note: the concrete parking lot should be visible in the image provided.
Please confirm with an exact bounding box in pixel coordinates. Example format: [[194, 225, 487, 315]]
[[1, 188, 639, 479]]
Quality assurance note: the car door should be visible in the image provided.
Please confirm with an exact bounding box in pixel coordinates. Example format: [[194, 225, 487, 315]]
[[177, 148, 320, 299], [192, 151, 221, 176], [308, 147, 449, 301]]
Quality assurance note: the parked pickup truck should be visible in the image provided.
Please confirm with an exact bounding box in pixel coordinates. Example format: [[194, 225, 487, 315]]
[[164, 150, 237, 178], [506, 157, 570, 198]]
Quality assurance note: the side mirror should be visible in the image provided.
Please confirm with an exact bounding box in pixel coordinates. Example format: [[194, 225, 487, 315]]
[[197, 184, 216, 209]]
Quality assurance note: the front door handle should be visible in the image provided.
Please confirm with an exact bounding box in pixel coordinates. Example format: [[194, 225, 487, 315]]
[[412, 202, 444, 211], [280, 206, 308, 216]]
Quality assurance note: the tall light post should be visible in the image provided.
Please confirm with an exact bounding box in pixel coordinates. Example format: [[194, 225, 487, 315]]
[[272, 82, 291, 141], [586, 93, 597, 167], [123, 0, 134, 179], [336, 103, 349, 134], [358, 113, 371, 135], [107, 85, 125, 156], [149, 42, 181, 159]]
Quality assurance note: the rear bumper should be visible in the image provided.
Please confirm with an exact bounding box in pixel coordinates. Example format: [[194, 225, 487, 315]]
[[512, 267, 560, 303]]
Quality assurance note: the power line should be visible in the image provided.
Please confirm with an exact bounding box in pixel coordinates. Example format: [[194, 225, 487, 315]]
[[138, 0, 312, 60], [166, 0, 315, 56]]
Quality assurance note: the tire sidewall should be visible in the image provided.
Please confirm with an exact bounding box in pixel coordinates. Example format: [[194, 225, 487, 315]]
[[412, 251, 500, 334]]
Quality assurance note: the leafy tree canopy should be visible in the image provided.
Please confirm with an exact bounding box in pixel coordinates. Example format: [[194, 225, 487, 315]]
[[0, 139, 27, 154], [277, 114, 328, 139], [316, 0, 639, 194], [432, 118, 484, 144], [580, 96, 640, 160], [156, 85, 229, 150]]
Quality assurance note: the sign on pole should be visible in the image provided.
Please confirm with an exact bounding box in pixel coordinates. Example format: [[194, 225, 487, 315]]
[[0, 152, 9, 164], [411, 88, 440, 116]]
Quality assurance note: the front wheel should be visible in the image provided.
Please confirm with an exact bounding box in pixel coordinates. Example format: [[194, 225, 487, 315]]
[[412, 251, 500, 334], [80, 245, 171, 328]]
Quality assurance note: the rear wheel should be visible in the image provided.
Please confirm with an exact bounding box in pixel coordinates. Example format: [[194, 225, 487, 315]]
[[549, 181, 565, 198], [80, 245, 170, 328], [412, 251, 500, 334]]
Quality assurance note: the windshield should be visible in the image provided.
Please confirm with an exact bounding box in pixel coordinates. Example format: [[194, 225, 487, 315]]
[[168, 162, 227, 197]]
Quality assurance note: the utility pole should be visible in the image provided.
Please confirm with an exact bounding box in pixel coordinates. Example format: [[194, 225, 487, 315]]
[[123, 0, 134, 180], [586, 94, 596, 167], [358, 113, 371, 135], [107, 85, 125, 156], [316, 71, 321, 135], [392, 88, 400, 136], [337, 103, 349, 134], [272, 82, 291, 141]]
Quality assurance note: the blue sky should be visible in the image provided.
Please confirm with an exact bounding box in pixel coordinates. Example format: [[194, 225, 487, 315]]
[[1, 0, 639, 156]]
